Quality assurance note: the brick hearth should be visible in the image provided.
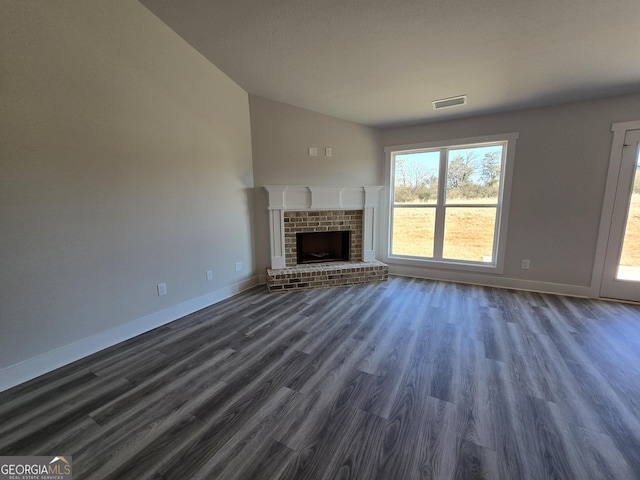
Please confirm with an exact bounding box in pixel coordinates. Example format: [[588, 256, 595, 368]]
[[267, 260, 389, 292]]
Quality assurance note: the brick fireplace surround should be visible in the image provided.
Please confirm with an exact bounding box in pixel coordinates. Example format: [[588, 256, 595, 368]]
[[264, 186, 388, 292], [284, 210, 362, 267]]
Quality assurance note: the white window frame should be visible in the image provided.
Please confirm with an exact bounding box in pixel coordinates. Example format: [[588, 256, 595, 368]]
[[382, 132, 518, 274]]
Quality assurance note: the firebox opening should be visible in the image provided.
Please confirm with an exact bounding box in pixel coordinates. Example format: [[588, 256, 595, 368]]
[[296, 231, 351, 265]]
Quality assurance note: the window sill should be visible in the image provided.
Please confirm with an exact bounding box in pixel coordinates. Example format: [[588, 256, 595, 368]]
[[383, 254, 504, 275]]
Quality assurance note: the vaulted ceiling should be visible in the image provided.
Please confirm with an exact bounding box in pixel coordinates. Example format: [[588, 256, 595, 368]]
[[140, 0, 640, 128]]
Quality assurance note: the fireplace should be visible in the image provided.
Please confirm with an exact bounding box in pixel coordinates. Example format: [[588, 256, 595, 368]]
[[263, 186, 388, 291], [297, 231, 351, 264], [264, 186, 382, 269], [284, 210, 362, 267]]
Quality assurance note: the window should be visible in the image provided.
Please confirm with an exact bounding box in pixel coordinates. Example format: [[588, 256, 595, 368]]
[[384, 133, 518, 273]]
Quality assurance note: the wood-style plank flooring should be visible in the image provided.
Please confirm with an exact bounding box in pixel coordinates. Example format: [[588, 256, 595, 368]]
[[2, 276, 640, 479]]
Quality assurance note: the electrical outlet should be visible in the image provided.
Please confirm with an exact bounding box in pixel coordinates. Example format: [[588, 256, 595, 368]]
[[308, 147, 317, 156], [325, 147, 332, 157], [235, 261, 243, 272], [206, 270, 213, 281], [521, 259, 530, 270], [157, 282, 167, 296]]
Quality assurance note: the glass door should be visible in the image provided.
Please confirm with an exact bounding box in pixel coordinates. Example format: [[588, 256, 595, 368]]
[[600, 129, 640, 301]]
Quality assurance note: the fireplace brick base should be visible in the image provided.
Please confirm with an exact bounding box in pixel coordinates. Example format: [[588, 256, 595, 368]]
[[267, 260, 388, 292]]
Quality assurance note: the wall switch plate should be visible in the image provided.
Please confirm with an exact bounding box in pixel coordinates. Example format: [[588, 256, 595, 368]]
[[235, 261, 243, 272], [521, 259, 530, 270], [157, 282, 167, 296], [206, 270, 213, 281], [308, 147, 317, 156], [325, 147, 332, 157]]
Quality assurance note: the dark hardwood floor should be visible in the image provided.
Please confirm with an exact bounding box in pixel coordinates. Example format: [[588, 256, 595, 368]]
[[2, 276, 640, 479]]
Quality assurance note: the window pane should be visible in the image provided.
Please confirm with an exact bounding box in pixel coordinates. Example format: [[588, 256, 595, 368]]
[[392, 207, 435, 257], [443, 207, 496, 262], [394, 151, 440, 205], [618, 161, 640, 280], [446, 145, 502, 204]]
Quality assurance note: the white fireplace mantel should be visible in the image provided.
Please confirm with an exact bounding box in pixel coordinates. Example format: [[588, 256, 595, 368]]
[[264, 186, 383, 269]]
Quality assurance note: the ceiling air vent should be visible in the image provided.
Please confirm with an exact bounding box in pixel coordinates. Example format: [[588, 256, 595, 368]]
[[432, 95, 467, 110]]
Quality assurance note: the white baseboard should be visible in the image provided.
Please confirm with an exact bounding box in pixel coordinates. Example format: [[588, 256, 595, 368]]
[[388, 264, 593, 298], [0, 276, 259, 393]]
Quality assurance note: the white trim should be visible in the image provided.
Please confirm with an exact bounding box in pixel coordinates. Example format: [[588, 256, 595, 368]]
[[382, 132, 518, 276], [263, 186, 383, 211], [384, 132, 519, 153], [263, 186, 383, 269], [389, 266, 592, 298], [590, 120, 640, 297], [0, 276, 259, 393], [387, 255, 501, 273], [612, 120, 640, 132], [269, 209, 286, 269]]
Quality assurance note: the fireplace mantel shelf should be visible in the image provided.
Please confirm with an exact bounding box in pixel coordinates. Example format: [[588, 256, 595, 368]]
[[264, 185, 383, 211], [264, 185, 383, 270]]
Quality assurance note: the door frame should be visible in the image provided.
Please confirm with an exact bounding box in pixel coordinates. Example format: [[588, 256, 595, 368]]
[[591, 120, 640, 298]]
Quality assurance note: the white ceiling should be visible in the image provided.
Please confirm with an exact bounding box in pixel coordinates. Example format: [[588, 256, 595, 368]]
[[139, 0, 640, 128]]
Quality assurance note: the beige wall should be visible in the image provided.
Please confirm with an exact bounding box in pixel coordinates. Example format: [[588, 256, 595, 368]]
[[383, 93, 640, 288], [0, 1, 254, 370], [249, 95, 383, 274]]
